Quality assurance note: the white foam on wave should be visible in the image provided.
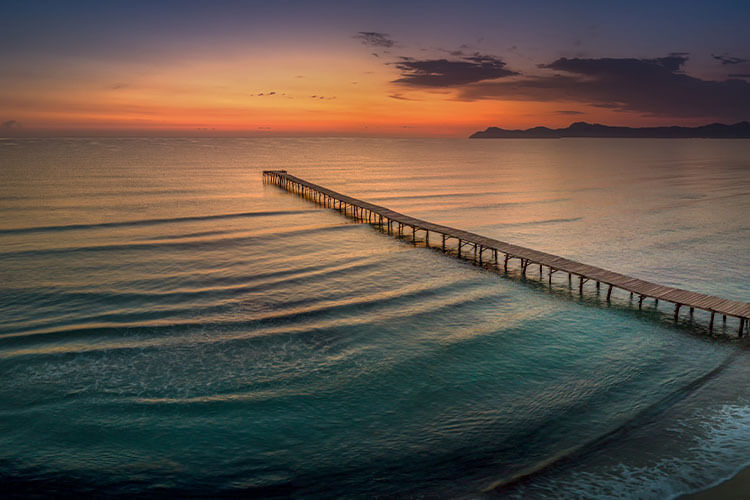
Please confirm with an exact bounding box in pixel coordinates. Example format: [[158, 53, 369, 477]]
[[506, 404, 750, 500]]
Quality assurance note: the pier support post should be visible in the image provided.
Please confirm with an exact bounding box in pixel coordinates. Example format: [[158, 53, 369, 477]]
[[266, 172, 744, 339]]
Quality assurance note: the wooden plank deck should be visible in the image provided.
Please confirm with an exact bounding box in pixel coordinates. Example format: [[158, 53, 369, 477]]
[[263, 170, 749, 335]]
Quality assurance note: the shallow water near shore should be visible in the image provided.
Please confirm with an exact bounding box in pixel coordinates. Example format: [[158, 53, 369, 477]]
[[1, 137, 749, 498]]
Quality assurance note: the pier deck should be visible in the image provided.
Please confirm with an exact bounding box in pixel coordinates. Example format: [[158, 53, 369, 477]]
[[263, 170, 749, 336]]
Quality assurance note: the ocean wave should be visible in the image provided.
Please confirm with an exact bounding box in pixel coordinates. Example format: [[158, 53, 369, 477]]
[[0, 276, 500, 358], [508, 404, 750, 500], [0, 258, 384, 337], [0, 222, 359, 258], [370, 191, 510, 202], [480, 217, 583, 228], [0, 209, 317, 235], [489, 353, 744, 500]]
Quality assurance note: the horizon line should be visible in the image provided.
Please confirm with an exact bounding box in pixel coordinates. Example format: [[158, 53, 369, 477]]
[[3, 120, 749, 140]]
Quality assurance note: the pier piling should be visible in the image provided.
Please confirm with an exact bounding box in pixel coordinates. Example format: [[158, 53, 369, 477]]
[[263, 170, 750, 337]]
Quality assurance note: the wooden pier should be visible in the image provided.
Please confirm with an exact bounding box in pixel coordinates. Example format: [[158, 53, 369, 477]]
[[263, 170, 749, 337]]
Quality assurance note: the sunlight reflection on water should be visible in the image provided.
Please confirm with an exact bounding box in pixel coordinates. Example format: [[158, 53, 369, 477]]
[[0, 137, 748, 498]]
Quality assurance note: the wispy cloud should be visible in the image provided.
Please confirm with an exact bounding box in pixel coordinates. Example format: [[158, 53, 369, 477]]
[[712, 53, 748, 65], [355, 32, 395, 48], [389, 93, 418, 101], [393, 53, 518, 87], [555, 110, 584, 115], [1, 120, 21, 129]]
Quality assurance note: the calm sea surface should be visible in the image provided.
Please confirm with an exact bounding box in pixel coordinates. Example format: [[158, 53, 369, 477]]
[[0, 138, 749, 498]]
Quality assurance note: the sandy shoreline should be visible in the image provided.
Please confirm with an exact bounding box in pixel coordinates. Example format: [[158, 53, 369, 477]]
[[678, 466, 750, 500]]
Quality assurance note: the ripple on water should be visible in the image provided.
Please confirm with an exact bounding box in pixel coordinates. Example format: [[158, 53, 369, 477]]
[[0, 138, 748, 498]]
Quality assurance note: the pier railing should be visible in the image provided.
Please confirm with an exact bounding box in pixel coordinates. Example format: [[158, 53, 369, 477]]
[[263, 170, 749, 336]]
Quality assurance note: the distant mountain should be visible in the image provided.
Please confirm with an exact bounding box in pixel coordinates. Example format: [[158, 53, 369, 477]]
[[470, 121, 750, 138]]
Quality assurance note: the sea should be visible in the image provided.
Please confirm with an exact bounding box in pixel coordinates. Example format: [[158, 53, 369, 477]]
[[0, 137, 748, 498]]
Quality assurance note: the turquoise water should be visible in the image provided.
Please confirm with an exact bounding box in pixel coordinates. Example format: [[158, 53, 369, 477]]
[[0, 138, 748, 498]]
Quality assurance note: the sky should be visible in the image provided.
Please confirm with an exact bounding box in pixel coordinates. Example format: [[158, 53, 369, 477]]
[[2, 0, 749, 137]]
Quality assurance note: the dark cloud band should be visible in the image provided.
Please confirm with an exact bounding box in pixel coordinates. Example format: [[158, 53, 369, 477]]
[[459, 56, 750, 120], [393, 54, 517, 87]]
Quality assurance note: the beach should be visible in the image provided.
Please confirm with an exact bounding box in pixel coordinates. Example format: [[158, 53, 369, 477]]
[[680, 466, 750, 499]]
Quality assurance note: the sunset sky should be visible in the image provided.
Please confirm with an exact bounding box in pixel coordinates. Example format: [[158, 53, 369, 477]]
[[2, 0, 749, 137]]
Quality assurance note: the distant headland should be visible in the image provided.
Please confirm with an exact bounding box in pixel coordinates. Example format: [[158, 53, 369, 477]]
[[470, 121, 750, 139]]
